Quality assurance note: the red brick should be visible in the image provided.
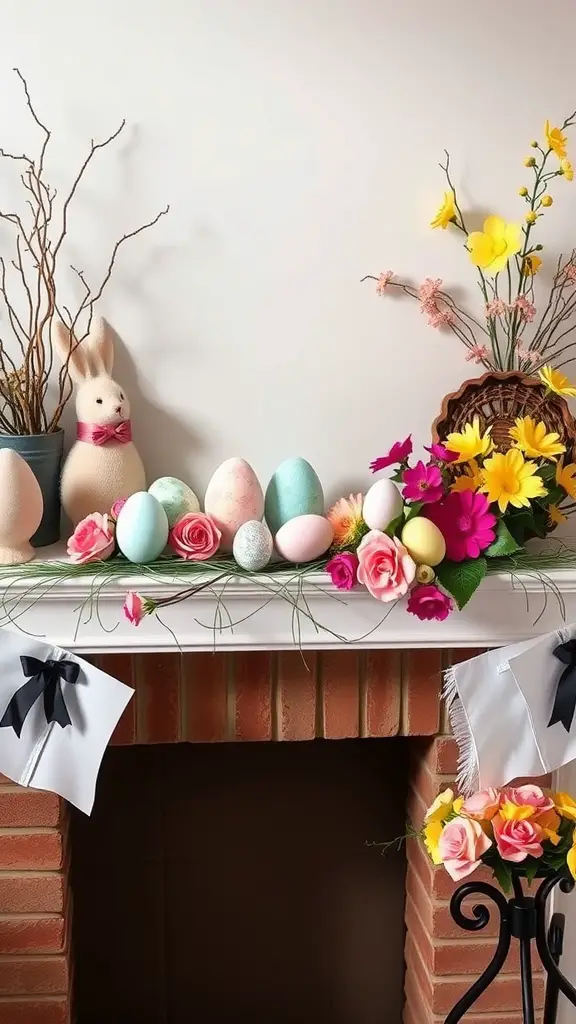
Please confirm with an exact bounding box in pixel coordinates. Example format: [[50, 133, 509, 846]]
[[0, 956, 68, 995], [278, 651, 317, 741], [0, 997, 69, 1023], [0, 918, 65, 954], [0, 875, 64, 914], [234, 653, 272, 741], [424, 736, 460, 776], [109, 700, 136, 746], [406, 867, 500, 940], [431, 1015, 531, 1024], [402, 650, 442, 735], [0, 780, 10, 787], [0, 791, 60, 830], [365, 650, 401, 737], [135, 653, 181, 743], [103, 654, 136, 744], [0, 834, 63, 871], [321, 651, 360, 739], [183, 653, 229, 742]]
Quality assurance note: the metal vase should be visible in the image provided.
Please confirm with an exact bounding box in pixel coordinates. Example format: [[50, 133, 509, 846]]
[[0, 430, 64, 547]]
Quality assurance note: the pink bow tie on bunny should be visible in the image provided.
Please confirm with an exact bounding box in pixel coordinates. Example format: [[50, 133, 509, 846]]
[[77, 421, 132, 445]]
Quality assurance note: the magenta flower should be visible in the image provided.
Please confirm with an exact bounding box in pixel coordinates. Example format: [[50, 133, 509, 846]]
[[402, 461, 444, 504], [425, 490, 497, 562], [424, 443, 458, 464], [326, 551, 359, 591], [407, 585, 453, 622], [370, 435, 413, 473]]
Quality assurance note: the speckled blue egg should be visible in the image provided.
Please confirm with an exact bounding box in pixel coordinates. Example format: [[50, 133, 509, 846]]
[[116, 491, 169, 564], [264, 457, 324, 535], [233, 520, 273, 571]]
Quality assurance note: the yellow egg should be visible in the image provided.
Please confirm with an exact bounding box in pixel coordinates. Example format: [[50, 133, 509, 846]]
[[401, 517, 446, 567]]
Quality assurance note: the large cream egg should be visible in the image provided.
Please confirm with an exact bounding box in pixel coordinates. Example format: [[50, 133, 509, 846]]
[[401, 517, 446, 567], [204, 457, 264, 551], [362, 479, 403, 531], [275, 514, 334, 563]]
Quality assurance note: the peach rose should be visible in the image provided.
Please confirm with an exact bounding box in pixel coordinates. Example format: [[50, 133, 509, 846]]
[[501, 785, 554, 817], [67, 512, 115, 564], [356, 530, 416, 602], [169, 512, 221, 561], [437, 816, 492, 881], [492, 814, 543, 863], [462, 788, 500, 822]]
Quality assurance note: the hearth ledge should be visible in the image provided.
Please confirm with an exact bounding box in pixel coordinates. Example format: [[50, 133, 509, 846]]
[[0, 549, 575, 652]]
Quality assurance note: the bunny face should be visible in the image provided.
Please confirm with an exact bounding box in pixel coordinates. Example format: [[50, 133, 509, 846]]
[[75, 376, 130, 426]]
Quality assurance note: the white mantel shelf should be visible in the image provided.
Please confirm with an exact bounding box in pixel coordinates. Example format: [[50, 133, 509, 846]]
[[1, 549, 576, 652]]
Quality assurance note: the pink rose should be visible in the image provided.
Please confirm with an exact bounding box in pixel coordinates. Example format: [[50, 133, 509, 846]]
[[124, 591, 146, 626], [438, 816, 492, 881], [356, 530, 416, 602], [326, 552, 359, 591], [501, 785, 554, 817], [492, 814, 544, 862], [406, 584, 452, 622], [110, 498, 126, 520], [169, 512, 222, 561], [462, 788, 500, 822], [67, 512, 115, 564]]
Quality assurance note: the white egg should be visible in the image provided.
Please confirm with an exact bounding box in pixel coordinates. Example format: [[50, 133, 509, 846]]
[[148, 476, 200, 527], [275, 515, 334, 563], [362, 479, 403, 531], [233, 520, 273, 571]]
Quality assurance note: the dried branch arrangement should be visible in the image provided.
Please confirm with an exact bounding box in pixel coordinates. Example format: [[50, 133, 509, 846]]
[[0, 68, 169, 435]]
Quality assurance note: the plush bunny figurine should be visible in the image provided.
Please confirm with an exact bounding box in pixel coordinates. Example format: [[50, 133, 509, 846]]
[[54, 318, 146, 525]]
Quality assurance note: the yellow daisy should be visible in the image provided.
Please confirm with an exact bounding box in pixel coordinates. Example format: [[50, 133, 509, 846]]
[[481, 448, 548, 513], [556, 459, 576, 499], [539, 365, 576, 398], [523, 254, 542, 276], [467, 216, 522, 275], [430, 190, 456, 229], [445, 417, 494, 464], [549, 504, 568, 526], [509, 416, 566, 461], [450, 459, 483, 493], [545, 119, 568, 160]]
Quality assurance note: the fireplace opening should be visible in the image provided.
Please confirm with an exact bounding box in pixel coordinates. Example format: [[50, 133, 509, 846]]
[[70, 738, 409, 1023]]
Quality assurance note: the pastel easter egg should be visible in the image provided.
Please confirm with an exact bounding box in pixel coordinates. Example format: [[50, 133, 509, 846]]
[[401, 517, 446, 567], [0, 449, 43, 564], [148, 476, 200, 527], [275, 514, 334, 564], [362, 479, 403, 531], [204, 457, 264, 551], [233, 520, 273, 571], [116, 491, 169, 563], [265, 457, 324, 535]]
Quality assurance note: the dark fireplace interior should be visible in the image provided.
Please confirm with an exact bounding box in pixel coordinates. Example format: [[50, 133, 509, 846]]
[[70, 738, 409, 1024]]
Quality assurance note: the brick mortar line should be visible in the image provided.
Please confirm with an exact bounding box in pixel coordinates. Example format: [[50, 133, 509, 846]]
[[399, 651, 407, 735], [0, 828, 61, 835], [0, 954, 67, 962], [0, 870, 64, 877], [270, 653, 279, 742], [0, 912, 62, 920]]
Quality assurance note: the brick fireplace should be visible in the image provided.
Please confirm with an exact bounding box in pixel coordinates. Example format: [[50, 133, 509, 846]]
[[0, 647, 545, 1023]]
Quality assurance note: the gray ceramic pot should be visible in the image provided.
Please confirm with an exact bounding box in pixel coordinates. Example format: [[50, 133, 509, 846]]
[[0, 430, 64, 547]]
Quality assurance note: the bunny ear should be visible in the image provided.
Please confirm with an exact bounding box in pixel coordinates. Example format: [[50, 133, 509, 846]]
[[52, 321, 92, 383], [86, 317, 114, 376]]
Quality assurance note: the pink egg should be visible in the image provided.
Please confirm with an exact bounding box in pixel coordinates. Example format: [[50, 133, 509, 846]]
[[275, 514, 334, 563], [204, 457, 264, 551]]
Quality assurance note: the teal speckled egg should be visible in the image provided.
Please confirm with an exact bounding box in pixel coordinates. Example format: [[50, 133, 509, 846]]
[[148, 476, 200, 528], [116, 492, 169, 563], [264, 457, 324, 535]]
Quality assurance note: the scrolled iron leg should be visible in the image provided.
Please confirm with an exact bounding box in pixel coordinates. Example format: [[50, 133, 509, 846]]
[[443, 882, 511, 1023], [543, 913, 565, 1024]]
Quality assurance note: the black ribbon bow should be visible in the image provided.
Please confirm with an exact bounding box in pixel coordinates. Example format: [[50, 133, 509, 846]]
[[548, 639, 576, 733], [0, 656, 80, 738]]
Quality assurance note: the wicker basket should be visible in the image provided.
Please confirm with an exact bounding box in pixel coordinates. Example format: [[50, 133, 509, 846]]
[[432, 371, 576, 460]]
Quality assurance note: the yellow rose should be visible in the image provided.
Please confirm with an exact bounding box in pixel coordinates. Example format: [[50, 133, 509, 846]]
[[431, 190, 456, 230], [468, 216, 522, 275], [425, 788, 455, 823], [423, 820, 444, 865], [555, 791, 576, 820]]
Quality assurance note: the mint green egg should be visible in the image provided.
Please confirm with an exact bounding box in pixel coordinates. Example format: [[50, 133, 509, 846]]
[[264, 458, 324, 535], [116, 492, 169, 563]]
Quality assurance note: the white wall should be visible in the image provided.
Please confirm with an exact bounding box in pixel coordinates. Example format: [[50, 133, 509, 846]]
[[2, 0, 576, 503]]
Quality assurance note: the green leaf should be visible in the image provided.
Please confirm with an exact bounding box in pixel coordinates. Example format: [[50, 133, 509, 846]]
[[492, 860, 513, 894], [385, 514, 404, 539], [504, 506, 548, 544], [435, 557, 487, 610], [404, 502, 424, 523], [484, 520, 522, 558], [537, 462, 558, 484], [524, 858, 539, 886]]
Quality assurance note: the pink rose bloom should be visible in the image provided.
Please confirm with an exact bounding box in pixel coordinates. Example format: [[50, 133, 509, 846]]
[[406, 584, 452, 622], [357, 530, 416, 602], [426, 491, 497, 562], [438, 816, 492, 881], [370, 435, 413, 473], [124, 591, 146, 626], [501, 785, 554, 816], [67, 512, 115, 564], [492, 814, 543, 863], [326, 552, 359, 591], [402, 461, 445, 504], [110, 498, 126, 520], [169, 512, 222, 561], [462, 788, 500, 822]]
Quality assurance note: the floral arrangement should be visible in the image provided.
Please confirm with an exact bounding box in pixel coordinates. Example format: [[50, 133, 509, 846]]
[[421, 784, 576, 892], [363, 114, 576, 375], [324, 401, 576, 620]]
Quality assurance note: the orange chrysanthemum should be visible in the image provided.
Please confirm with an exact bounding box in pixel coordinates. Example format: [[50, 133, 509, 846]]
[[327, 493, 365, 549]]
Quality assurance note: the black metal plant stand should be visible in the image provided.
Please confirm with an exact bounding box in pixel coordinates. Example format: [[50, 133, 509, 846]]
[[445, 869, 576, 1024]]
